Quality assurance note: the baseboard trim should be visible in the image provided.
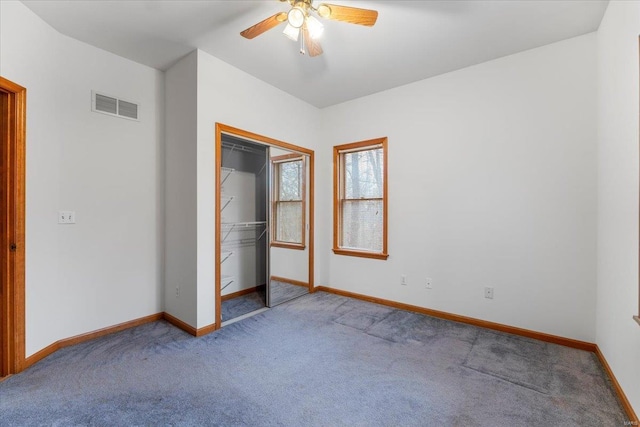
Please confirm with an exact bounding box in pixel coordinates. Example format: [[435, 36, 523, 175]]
[[162, 312, 197, 335], [195, 323, 217, 337], [595, 345, 639, 423], [162, 312, 216, 337], [25, 312, 164, 368], [315, 286, 596, 352], [271, 276, 308, 288], [222, 286, 260, 301]]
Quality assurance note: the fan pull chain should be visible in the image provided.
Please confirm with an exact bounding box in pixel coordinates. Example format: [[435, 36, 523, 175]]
[[300, 27, 306, 55]]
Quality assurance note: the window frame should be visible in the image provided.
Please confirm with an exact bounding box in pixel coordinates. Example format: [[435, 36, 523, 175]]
[[333, 137, 389, 260], [271, 153, 306, 250]]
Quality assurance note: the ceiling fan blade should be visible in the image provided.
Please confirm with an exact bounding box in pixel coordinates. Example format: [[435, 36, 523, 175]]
[[316, 3, 378, 26], [240, 12, 287, 39], [303, 27, 323, 57]]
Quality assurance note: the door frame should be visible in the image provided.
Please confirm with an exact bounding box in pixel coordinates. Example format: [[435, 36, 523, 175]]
[[215, 123, 315, 329], [0, 76, 26, 377]]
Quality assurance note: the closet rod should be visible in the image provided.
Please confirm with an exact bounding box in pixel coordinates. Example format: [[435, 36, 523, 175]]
[[221, 221, 267, 227], [222, 141, 264, 155]]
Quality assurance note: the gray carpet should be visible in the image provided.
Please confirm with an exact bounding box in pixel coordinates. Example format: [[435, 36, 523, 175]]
[[269, 280, 308, 307], [221, 288, 266, 322], [0, 292, 626, 426]]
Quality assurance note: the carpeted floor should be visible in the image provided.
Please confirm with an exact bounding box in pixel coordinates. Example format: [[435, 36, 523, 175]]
[[269, 280, 308, 307], [222, 281, 308, 322], [0, 292, 626, 426], [221, 290, 266, 322]]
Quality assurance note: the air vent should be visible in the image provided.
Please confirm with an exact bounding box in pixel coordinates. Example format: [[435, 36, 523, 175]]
[[117, 100, 138, 119], [95, 94, 117, 115], [92, 91, 139, 121]]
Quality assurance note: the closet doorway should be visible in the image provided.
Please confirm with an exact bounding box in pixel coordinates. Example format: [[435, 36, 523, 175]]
[[215, 124, 314, 328]]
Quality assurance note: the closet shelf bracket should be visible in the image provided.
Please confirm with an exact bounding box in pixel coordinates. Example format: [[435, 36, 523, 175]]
[[221, 275, 234, 290], [221, 196, 234, 212], [221, 251, 233, 264], [222, 224, 236, 243], [221, 167, 235, 185]]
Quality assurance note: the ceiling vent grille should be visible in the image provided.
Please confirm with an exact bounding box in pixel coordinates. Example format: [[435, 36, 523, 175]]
[[92, 91, 139, 121]]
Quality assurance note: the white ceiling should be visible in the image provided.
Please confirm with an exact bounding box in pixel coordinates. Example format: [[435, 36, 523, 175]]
[[22, 0, 608, 108]]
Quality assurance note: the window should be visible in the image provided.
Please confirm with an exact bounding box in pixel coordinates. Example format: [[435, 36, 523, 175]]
[[271, 155, 305, 249], [333, 137, 388, 259]]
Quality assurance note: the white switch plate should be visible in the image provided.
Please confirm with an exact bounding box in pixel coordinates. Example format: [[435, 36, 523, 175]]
[[58, 211, 76, 224]]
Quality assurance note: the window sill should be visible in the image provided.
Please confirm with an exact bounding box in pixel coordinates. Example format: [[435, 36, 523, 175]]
[[634, 316, 640, 327], [332, 248, 389, 260], [271, 242, 306, 251]]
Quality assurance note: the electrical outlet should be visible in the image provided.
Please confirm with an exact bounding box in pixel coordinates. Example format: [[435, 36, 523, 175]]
[[484, 287, 494, 299], [425, 278, 432, 289], [401, 275, 407, 286], [176, 286, 180, 297]]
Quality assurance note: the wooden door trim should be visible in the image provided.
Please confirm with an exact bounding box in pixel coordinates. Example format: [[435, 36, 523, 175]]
[[215, 123, 315, 329], [0, 76, 26, 377]]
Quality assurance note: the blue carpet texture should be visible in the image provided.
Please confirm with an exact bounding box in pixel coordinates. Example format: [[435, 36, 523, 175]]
[[0, 292, 626, 426], [221, 290, 266, 322]]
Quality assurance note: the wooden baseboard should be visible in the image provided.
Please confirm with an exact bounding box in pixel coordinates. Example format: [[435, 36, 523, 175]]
[[162, 312, 197, 335], [271, 276, 308, 288], [195, 323, 216, 337], [595, 345, 639, 423], [162, 312, 216, 337], [24, 311, 218, 370], [25, 312, 164, 368], [315, 286, 596, 352], [222, 286, 260, 301]]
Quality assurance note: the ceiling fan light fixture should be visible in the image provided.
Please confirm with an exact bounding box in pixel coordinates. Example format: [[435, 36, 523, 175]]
[[316, 4, 331, 19], [240, 1, 378, 57], [287, 6, 305, 28], [305, 15, 324, 39], [283, 23, 300, 41]]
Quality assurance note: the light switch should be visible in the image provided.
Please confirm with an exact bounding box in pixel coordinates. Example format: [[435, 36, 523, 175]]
[[58, 211, 76, 224]]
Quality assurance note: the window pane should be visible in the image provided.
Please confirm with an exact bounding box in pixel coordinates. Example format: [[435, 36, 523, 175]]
[[344, 148, 383, 199], [341, 200, 383, 252], [279, 161, 302, 200], [276, 201, 302, 243]]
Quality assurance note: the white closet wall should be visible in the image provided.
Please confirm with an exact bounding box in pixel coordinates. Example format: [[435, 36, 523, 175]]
[[221, 170, 259, 296]]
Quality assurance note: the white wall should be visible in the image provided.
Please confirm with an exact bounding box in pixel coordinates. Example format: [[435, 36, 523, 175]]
[[596, 0, 640, 412], [0, 1, 164, 356], [321, 34, 598, 342], [195, 50, 321, 327], [164, 51, 198, 327], [220, 170, 259, 295]]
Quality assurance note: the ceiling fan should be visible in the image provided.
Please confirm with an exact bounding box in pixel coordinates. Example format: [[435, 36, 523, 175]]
[[240, 0, 378, 57]]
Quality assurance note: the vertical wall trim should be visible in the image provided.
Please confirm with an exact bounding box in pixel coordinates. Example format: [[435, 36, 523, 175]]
[[0, 76, 26, 377]]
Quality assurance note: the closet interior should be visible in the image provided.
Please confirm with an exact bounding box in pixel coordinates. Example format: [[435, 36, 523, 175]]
[[219, 134, 310, 325]]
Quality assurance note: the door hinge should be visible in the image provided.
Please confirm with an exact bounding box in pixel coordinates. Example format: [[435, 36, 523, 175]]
[[10, 243, 17, 252]]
